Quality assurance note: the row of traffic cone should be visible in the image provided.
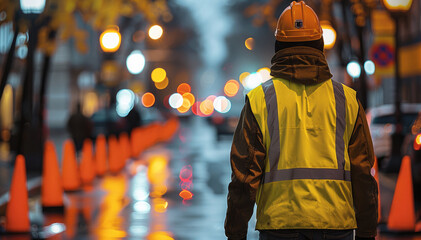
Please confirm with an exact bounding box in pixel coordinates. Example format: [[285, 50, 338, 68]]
[[2, 117, 180, 234], [374, 155, 421, 233]]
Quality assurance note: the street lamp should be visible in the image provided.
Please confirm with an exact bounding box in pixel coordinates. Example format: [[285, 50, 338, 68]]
[[100, 27, 121, 52], [383, 0, 413, 171]]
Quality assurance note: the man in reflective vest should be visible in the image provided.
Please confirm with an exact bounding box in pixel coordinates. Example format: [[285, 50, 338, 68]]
[[225, 1, 378, 240]]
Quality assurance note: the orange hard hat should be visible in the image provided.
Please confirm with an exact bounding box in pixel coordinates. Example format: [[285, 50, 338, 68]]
[[275, 1, 322, 42]]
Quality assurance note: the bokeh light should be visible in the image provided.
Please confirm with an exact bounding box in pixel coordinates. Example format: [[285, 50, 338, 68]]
[[152, 198, 168, 213], [179, 189, 193, 200], [16, 45, 28, 59], [191, 101, 202, 116], [141, 92, 155, 108], [213, 96, 231, 113], [321, 21, 336, 50], [151, 68, 167, 83], [364, 60, 375, 75], [126, 50, 146, 75], [257, 67, 271, 82], [239, 72, 250, 85], [169, 93, 183, 109], [116, 89, 135, 117], [177, 83, 191, 94], [155, 77, 169, 90], [182, 93, 195, 107], [149, 25, 163, 40], [347, 61, 361, 78], [224, 80, 240, 97], [245, 37, 254, 50], [100, 28, 121, 52], [199, 98, 214, 116], [243, 72, 262, 90]]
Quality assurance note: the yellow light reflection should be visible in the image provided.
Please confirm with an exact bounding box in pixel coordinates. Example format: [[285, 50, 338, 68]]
[[152, 198, 168, 213], [239, 72, 250, 85], [224, 80, 240, 97], [245, 37, 255, 50], [155, 77, 169, 90], [147, 231, 174, 240], [147, 154, 170, 197], [96, 175, 128, 240], [151, 68, 167, 83]]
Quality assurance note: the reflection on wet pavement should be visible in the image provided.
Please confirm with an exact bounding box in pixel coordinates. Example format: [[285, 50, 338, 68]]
[[2, 119, 420, 239]]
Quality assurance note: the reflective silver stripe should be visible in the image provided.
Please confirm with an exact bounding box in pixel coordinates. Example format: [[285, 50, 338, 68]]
[[264, 168, 351, 182], [262, 80, 280, 177], [332, 80, 346, 170], [262, 80, 349, 183]]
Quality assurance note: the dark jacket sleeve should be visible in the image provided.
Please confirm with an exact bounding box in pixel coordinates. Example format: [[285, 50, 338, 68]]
[[349, 100, 378, 238], [225, 97, 266, 240]]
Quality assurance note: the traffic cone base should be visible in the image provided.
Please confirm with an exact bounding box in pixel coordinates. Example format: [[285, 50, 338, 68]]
[[387, 156, 416, 232]]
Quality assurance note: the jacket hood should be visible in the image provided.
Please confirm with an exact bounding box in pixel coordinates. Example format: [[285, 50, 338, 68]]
[[270, 46, 333, 85]]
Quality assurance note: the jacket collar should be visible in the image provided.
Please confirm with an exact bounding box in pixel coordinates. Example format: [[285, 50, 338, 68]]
[[270, 46, 333, 85]]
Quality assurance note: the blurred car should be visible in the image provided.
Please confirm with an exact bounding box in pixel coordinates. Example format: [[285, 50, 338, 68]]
[[366, 103, 421, 168]]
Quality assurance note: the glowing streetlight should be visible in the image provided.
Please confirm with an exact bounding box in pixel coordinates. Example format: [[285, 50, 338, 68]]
[[149, 25, 163, 40], [100, 27, 121, 52], [321, 21, 336, 50], [20, 0, 46, 14], [383, 0, 412, 12]]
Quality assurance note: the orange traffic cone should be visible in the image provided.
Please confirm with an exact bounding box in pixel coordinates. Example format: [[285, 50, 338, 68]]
[[5, 155, 30, 232], [80, 139, 96, 185], [371, 157, 381, 222], [95, 134, 108, 176], [42, 140, 64, 211], [387, 156, 416, 231], [62, 139, 81, 191], [108, 135, 121, 174]]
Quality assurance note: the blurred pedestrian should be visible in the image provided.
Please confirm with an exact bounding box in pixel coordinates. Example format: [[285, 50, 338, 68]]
[[124, 107, 143, 134], [67, 102, 93, 153], [225, 1, 378, 240]]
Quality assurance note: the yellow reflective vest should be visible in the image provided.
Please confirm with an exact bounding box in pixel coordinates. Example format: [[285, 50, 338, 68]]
[[247, 78, 359, 230]]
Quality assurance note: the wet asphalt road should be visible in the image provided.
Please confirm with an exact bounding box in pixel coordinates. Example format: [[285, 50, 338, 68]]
[[1, 117, 421, 239]]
